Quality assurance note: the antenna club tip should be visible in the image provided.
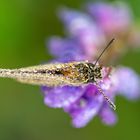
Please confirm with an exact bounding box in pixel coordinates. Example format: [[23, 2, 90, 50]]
[[111, 38, 115, 42], [110, 102, 116, 110]]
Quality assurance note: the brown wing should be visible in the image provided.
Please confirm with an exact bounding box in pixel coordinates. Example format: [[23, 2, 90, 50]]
[[15, 62, 85, 86]]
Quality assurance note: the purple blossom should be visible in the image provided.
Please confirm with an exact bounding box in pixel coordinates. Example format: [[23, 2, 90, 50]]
[[99, 104, 117, 125], [42, 2, 140, 128], [42, 86, 84, 108], [86, 2, 132, 34], [64, 84, 103, 128], [58, 8, 106, 60], [112, 67, 140, 100], [47, 37, 86, 62]]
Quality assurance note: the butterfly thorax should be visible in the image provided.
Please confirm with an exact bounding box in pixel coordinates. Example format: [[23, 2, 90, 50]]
[[74, 62, 102, 83]]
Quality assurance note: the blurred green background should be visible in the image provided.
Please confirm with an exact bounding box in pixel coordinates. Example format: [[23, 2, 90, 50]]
[[0, 0, 140, 140]]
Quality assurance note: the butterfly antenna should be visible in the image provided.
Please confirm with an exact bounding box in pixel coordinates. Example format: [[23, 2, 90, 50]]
[[94, 38, 115, 66], [96, 84, 116, 110]]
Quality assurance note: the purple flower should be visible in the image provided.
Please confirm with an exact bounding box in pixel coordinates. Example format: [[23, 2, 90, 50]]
[[99, 104, 117, 125], [112, 67, 140, 100], [64, 85, 103, 128], [58, 8, 105, 60], [42, 2, 140, 128], [86, 2, 132, 34], [42, 86, 84, 108], [47, 37, 86, 62]]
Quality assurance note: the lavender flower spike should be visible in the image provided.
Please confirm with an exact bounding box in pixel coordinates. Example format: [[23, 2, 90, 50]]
[[42, 1, 140, 128]]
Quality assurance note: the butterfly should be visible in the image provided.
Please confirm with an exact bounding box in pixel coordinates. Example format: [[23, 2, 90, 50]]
[[0, 39, 116, 110]]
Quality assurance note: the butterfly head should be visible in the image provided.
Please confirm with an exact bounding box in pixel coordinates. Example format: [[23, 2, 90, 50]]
[[86, 63, 102, 83]]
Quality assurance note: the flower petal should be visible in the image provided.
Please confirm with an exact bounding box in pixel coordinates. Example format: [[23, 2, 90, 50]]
[[112, 67, 140, 100], [42, 86, 84, 108], [59, 8, 105, 60], [87, 2, 132, 33], [99, 104, 117, 125], [47, 37, 86, 61], [64, 84, 103, 128]]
